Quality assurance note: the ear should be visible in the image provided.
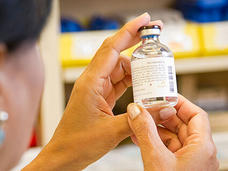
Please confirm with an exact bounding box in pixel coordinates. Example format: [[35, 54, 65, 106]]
[[0, 43, 7, 66]]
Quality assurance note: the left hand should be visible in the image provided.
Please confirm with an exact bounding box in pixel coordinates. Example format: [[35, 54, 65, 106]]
[[127, 95, 219, 171], [24, 14, 178, 171]]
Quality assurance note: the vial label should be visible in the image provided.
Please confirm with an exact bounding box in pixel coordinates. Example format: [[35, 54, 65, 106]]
[[131, 57, 177, 105]]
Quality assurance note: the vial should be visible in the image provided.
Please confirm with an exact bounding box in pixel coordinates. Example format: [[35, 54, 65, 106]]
[[131, 25, 178, 108]]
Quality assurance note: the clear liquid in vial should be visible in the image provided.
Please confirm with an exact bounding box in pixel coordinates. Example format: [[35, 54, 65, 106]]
[[131, 26, 178, 108]]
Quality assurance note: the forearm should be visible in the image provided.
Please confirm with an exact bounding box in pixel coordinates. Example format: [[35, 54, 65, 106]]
[[23, 141, 83, 171], [23, 111, 132, 171]]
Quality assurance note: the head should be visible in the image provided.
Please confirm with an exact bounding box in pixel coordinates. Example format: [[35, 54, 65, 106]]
[[0, 0, 52, 169]]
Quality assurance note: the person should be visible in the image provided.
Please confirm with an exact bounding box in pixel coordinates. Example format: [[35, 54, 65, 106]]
[[0, 0, 218, 170]]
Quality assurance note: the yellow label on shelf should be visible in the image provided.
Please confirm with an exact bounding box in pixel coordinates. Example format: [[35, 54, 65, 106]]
[[123, 22, 202, 59], [160, 22, 201, 58], [60, 31, 115, 67], [200, 22, 228, 56], [60, 23, 202, 68]]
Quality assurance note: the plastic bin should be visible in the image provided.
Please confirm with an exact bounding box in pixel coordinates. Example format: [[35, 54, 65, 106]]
[[178, 0, 228, 22], [199, 21, 228, 56]]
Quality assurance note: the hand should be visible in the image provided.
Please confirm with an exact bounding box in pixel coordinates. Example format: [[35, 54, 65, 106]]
[[127, 95, 219, 171], [24, 13, 175, 171]]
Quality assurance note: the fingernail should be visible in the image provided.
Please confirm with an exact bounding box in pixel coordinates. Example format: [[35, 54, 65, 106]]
[[128, 103, 141, 120], [159, 106, 177, 120], [154, 20, 162, 24], [139, 12, 150, 18]]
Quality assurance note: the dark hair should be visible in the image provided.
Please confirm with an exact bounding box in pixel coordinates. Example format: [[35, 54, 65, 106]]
[[0, 0, 52, 51]]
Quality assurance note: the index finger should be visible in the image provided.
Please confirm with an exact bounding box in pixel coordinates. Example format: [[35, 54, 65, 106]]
[[111, 19, 163, 53], [175, 94, 203, 124], [88, 13, 163, 78], [175, 94, 206, 124], [175, 94, 212, 138]]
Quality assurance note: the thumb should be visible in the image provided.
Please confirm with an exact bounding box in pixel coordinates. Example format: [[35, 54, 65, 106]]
[[127, 103, 173, 168]]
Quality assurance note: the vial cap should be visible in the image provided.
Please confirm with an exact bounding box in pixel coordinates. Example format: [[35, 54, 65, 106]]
[[138, 25, 161, 37]]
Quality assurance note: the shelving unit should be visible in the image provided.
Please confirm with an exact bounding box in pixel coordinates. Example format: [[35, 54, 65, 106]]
[[60, 0, 174, 19], [209, 112, 228, 132], [39, 0, 64, 145], [175, 56, 228, 74], [62, 56, 228, 83], [62, 57, 228, 134]]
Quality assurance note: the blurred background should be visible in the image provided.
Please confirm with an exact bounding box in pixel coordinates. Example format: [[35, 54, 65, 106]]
[[13, 0, 228, 170]]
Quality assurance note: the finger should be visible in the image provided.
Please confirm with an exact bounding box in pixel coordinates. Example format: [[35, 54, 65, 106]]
[[148, 105, 187, 144], [110, 111, 181, 154], [161, 114, 188, 144], [187, 112, 212, 143], [147, 105, 177, 124], [175, 94, 211, 139], [175, 94, 205, 124], [111, 19, 163, 52], [88, 14, 163, 78], [157, 126, 182, 152], [130, 135, 139, 146], [127, 103, 173, 162], [113, 75, 131, 100], [110, 55, 131, 85], [110, 55, 132, 100], [88, 13, 150, 77], [159, 106, 188, 144], [131, 126, 182, 153], [136, 104, 182, 143], [111, 113, 132, 142], [105, 74, 131, 108]]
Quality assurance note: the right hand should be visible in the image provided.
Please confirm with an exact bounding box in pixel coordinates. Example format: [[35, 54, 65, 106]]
[[127, 95, 219, 171], [24, 14, 178, 171]]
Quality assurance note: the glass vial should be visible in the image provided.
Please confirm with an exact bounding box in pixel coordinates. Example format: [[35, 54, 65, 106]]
[[131, 25, 178, 108]]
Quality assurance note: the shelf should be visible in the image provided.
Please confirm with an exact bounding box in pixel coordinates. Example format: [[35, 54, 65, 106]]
[[209, 112, 228, 132], [175, 56, 228, 74], [40, 0, 64, 145], [63, 67, 85, 83], [60, 0, 172, 19], [63, 56, 228, 83], [212, 132, 228, 171]]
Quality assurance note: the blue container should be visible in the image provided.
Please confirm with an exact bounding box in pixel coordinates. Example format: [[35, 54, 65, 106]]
[[89, 16, 120, 30], [61, 18, 85, 33], [178, 0, 227, 8], [177, 0, 228, 22], [223, 5, 228, 20]]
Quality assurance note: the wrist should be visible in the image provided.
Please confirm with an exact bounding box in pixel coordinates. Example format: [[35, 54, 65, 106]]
[[23, 139, 84, 171]]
